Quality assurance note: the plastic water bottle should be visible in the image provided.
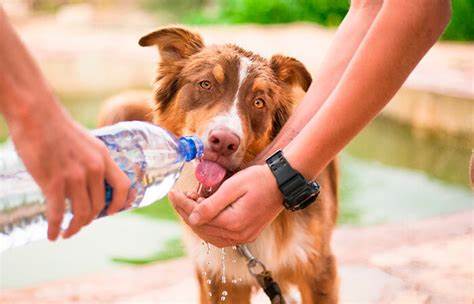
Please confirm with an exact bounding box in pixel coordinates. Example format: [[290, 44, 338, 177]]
[[0, 121, 203, 252]]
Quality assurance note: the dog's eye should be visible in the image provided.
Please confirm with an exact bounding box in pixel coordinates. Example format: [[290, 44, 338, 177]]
[[254, 98, 265, 109], [199, 80, 212, 90]]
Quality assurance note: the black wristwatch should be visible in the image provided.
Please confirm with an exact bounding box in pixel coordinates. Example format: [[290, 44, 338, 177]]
[[265, 150, 320, 211]]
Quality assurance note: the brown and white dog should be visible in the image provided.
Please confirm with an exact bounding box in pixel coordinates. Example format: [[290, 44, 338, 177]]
[[98, 27, 339, 304]]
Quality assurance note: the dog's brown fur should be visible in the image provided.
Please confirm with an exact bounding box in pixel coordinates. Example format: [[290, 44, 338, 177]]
[[98, 27, 339, 303]]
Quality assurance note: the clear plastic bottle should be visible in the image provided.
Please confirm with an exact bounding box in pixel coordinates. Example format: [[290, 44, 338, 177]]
[[0, 121, 203, 252]]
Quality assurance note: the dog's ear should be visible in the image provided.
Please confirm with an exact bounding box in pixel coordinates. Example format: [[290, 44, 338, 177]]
[[139, 27, 204, 62], [270, 55, 312, 92], [139, 27, 203, 114], [269, 55, 311, 139]]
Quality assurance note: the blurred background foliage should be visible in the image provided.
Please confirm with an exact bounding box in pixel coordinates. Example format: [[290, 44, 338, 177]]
[[145, 0, 473, 41], [441, 0, 474, 40], [24, 0, 474, 41], [184, 0, 350, 27]]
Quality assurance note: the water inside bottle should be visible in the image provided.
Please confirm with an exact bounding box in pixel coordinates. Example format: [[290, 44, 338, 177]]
[[96, 128, 185, 209]]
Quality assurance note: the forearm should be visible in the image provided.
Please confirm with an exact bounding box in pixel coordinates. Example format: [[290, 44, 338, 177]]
[[255, 1, 383, 162], [284, 0, 451, 179], [0, 7, 63, 125]]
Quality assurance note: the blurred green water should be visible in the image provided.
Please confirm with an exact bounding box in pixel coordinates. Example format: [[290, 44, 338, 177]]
[[0, 214, 183, 289], [346, 116, 471, 188]]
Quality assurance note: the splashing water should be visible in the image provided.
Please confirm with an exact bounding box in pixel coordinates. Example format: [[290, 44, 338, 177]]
[[200, 241, 245, 302], [221, 248, 227, 283], [231, 246, 238, 284], [220, 247, 227, 302], [197, 182, 244, 302], [202, 241, 213, 298]]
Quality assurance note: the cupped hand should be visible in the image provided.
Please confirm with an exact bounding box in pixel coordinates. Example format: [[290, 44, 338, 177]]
[[169, 164, 284, 247], [8, 106, 131, 241]]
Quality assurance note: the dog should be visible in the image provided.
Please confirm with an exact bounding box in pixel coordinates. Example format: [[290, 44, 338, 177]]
[[98, 27, 339, 304]]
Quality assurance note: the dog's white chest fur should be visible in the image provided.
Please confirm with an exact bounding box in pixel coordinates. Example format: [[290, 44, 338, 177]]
[[174, 163, 317, 284]]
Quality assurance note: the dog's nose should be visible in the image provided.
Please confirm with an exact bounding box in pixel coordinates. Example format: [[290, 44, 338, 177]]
[[208, 129, 240, 156]]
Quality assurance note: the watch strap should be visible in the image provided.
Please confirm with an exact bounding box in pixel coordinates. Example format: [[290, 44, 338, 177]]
[[266, 150, 320, 211]]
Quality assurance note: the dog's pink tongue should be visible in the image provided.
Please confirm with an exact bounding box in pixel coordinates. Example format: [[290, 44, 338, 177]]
[[195, 160, 227, 188]]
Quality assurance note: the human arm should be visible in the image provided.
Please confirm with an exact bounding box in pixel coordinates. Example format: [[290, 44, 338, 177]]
[[0, 8, 131, 240], [171, 0, 452, 247], [284, 0, 452, 179], [254, 0, 384, 163]]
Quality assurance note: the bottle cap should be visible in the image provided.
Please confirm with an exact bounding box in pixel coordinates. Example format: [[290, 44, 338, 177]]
[[179, 136, 204, 162]]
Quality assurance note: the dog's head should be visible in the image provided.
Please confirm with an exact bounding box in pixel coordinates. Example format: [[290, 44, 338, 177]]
[[140, 27, 311, 188]]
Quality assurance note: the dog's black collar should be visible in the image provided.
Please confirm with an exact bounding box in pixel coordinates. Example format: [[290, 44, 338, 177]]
[[266, 150, 320, 211]]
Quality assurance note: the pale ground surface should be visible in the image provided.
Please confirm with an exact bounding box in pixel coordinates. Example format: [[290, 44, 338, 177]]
[[1, 211, 472, 303]]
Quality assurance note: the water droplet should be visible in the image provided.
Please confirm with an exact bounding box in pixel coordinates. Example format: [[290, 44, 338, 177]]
[[222, 291, 228, 296], [231, 279, 238, 284], [202, 242, 213, 299], [220, 248, 226, 284], [220, 296, 226, 301]]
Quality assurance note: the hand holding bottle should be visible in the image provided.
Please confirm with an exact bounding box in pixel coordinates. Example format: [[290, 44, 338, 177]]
[[0, 7, 132, 242], [6, 103, 131, 241]]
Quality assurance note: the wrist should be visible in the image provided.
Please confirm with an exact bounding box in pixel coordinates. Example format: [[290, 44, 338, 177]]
[[0, 85, 30, 122], [282, 145, 313, 180], [259, 164, 285, 210], [3, 96, 73, 150], [2, 87, 65, 128]]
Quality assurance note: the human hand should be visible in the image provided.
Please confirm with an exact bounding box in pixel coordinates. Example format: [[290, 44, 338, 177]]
[[169, 164, 284, 247], [8, 105, 131, 241]]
